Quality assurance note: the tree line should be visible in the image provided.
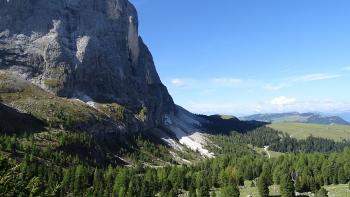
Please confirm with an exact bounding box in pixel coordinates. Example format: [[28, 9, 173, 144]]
[[1, 143, 350, 196]]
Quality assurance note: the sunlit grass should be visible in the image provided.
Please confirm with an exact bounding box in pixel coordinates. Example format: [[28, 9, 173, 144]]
[[268, 123, 350, 141]]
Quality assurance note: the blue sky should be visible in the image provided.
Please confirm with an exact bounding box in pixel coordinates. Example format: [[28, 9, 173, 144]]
[[130, 0, 350, 116]]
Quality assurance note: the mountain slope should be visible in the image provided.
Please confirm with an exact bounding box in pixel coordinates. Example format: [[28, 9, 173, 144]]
[[0, 0, 175, 134], [241, 112, 349, 125], [0, 0, 225, 160]]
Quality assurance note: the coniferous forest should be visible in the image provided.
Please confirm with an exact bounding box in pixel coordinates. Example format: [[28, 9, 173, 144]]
[[1, 126, 350, 197]]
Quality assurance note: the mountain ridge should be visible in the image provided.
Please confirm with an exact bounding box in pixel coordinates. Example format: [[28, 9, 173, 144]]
[[241, 112, 350, 125]]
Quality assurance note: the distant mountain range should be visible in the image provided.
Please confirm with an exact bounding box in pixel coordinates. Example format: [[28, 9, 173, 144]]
[[334, 112, 350, 122], [240, 112, 350, 125]]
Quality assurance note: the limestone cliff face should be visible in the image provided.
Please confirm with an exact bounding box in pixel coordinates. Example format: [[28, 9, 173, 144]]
[[0, 0, 175, 130]]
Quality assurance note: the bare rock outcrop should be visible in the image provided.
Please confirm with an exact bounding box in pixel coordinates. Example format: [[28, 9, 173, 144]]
[[0, 0, 175, 131]]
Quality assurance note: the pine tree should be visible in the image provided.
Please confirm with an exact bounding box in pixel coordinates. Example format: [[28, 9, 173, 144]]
[[257, 174, 269, 197], [73, 165, 87, 196], [168, 188, 177, 197], [188, 182, 196, 197], [60, 168, 73, 196], [92, 168, 103, 197], [104, 165, 115, 196], [221, 185, 239, 197], [160, 180, 172, 195], [197, 182, 209, 197], [113, 168, 129, 197], [118, 187, 126, 197], [280, 174, 295, 197], [126, 177, 138, 197], [337, 167, 347, 184], [315, 188, 328, 197]]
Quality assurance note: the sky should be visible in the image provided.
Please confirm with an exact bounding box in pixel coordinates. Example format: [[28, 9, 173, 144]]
[[130, 0, 350, 117]]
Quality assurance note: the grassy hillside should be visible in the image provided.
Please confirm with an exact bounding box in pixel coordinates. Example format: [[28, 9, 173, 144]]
[[0, 72, 201, 167], [268, 122, 350, 141]]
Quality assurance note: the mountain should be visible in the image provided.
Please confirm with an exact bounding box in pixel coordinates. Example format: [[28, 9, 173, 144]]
[[333, 111, 350, 122], [0, 0, 174, 132], [0, 0, 225, 160], [241, 112, 350, 125]]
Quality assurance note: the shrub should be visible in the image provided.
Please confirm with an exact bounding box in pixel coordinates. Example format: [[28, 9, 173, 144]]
[[44, 79, 60, 88], [138, 107, 148, 122]]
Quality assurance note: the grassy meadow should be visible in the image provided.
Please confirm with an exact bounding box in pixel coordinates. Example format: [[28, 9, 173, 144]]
[[268, 123, 350, 141]]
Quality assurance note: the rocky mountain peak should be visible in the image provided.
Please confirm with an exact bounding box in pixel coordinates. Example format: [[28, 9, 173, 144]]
[[0, 0, 175, 129], [0, 0, 216, 157]]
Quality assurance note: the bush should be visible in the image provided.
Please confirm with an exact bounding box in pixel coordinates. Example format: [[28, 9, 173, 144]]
[[44, 79, 60, 88], [138, 107, 148, 122], [315, 188, 328, 197], [221, 185, 239, 197]]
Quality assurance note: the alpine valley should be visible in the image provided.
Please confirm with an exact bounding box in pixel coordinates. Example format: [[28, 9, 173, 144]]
[[0, 1, 350, 197]]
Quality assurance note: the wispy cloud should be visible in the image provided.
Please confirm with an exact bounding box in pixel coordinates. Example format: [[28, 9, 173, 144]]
[[168, 78, 199, 88], [343, 66, 350, 71], [270, 96, 297, 107], [167, 77, 246, 89], [263, 83, 286, 91], [170, 78, 187, 87], [209, 78, 242, 87], [184, 99, 350, 116], [293, 73, 341, 81], [168, 71, 343, 95]]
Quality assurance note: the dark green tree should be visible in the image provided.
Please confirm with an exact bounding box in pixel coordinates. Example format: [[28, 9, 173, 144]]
[[73, 165, 88, 196], [113, 168, 129, 197], [257, 173, 269, 197], [197, 182, 209, 197], [221, 185, 239, 197], [280, 174, 295, 197], [315, 188, 328, 197], [92, 168, 103, 196], [337, 167, 347, 184]]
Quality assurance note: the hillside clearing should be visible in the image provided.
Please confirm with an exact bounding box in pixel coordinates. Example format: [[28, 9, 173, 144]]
[[268, 123, 350, 141]]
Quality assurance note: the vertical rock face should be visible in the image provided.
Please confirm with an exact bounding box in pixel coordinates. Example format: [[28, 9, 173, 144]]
[[0, 0, 175, 129]]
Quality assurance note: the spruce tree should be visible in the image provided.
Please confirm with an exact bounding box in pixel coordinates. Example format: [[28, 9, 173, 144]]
[[257, 174, 269, 197], [93, 168, 103, 196], [280, 174, 295, 197], [197, 184, 209, 197], [73, 165, 87, 196], [188, 182, 196, 197], [315, 188, 328, 197], [221, 185, 239, 197], [113, 168, 128, 196], [337, 167, 347, 184]]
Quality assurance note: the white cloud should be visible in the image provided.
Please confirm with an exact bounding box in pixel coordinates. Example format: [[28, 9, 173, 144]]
[[183, 102, 257, 116], [210, 78, 242, 86], [168, 77, 245, 90], [171, 78, 187, 87], [263, 83, 285, 91], [343, 66, 350, 71], [293, 73, 341, 81], [270, 96, 297, 107]]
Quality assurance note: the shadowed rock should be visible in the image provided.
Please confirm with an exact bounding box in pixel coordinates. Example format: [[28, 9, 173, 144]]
[[0, 102, 46, 134]]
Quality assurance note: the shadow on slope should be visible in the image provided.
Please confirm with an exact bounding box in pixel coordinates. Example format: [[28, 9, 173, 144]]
[[0, 102, 46, 134]]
